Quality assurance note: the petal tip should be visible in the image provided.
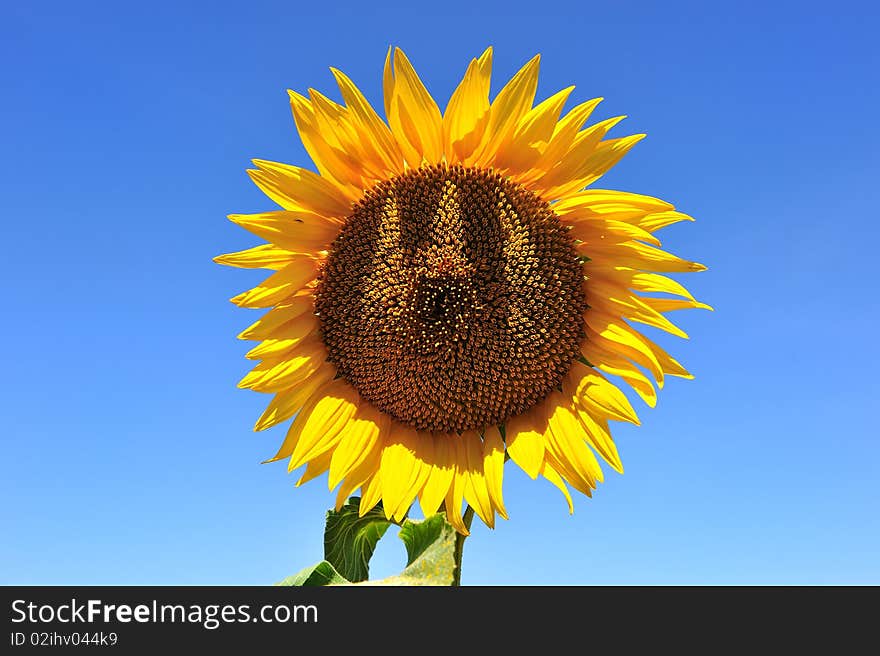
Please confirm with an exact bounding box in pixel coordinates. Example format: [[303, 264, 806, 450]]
[[392, 46, 412, 68]]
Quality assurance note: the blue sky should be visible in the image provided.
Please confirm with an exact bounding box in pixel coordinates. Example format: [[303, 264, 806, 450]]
[[2, 0, 877, 584]]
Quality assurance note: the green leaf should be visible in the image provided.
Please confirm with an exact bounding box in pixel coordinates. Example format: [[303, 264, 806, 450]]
[[323, 496, 391, 583], [364, 514, 457, 586], [276, 501, 458, 586], [399, 513, 447, 566], [276, 560, 349, 586]]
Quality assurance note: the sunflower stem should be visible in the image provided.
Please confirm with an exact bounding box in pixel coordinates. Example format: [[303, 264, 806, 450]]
[[451, 506, 475, 587]]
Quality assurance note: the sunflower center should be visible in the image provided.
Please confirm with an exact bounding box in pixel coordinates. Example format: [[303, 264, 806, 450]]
[[314, 164, 586, 433]]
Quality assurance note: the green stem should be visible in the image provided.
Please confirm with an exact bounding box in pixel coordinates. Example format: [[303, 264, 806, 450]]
[[451, 506, 475, 587]]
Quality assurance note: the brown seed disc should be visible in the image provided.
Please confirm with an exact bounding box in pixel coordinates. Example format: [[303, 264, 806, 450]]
[[314, 164, 586, 433]]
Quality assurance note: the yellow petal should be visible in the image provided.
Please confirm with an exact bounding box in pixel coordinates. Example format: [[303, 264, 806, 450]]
[[288, 90, 365, 196], [628, 271, 699, 301], [586, 277, 689, 339], [387, 48, 443, 165], [584, 240, 707, 274], [565, 360, 640, 426], [544, 391, 603, 489], [552, 197, 692, 235], [472, 54, 540, 166], [244, 312, 319, 360], [573, 405, 624, 474], [334, 483, 349, 512], [331, 67, 404, 175], [543, 133, 645, 199], [585, 266, 699, 302], [476, 46, 493, 80], [461, 431, 494, 528], [213, 244, 298, 270], [577, 133, 647, 186], [329, 402, 388, 491], [582, 341, 657, 408], [482, 426, 507, 520], [445, 455, 469, 535], [296, 449, 333, 487], [554, 200, 651, 224], [382, 46, 394, 119], [505, 405, 548, 479], [442, 57, 491, 165], [636, 210, 695, 232], [584, 311, 664, 385], [514, 87, 574, 146], [225, 211, 339, 255], [254, 361, 335, 432], [334, 431, 384, 510], [230, 257, 317, 308], [610, 297, 689, 338], [391, 431, 434, 521], [496, 86, 573, 173], [640, 297, 714, 313], [237, 292, 313, 341], [419, 435, 455, 517], [639, 331, 694, 380], [537, 116, 626, 195], [391, 432, 435, 521], [248, 160, 351, 218], [569, 216, 661, 246], [306, 90, 374, 183], [378, 423, 423, 520], [541, 462, 574, 514], [237, 336, 325, 392], [285, 378, 359, 469], [446, 46, 492, 165], [523, 97, 603, 181], [359, 471, 383, 517], [542, 446, 594, 498], [261, 373, 347, 461], [561, 189, 674, 212]]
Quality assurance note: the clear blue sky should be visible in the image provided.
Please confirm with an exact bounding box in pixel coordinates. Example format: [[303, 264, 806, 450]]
[[2, 0, 877, 585]]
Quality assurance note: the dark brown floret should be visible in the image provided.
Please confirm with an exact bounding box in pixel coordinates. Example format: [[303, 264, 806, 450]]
[[314, 164, 586, 433]]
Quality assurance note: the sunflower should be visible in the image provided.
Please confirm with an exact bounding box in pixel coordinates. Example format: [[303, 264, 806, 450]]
[[216, 47, 709, 534]]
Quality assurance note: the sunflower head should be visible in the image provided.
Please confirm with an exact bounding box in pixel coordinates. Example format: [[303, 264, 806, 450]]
[[316, 163, 588, 434], [216, 47, 710, 534]]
